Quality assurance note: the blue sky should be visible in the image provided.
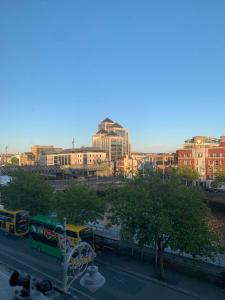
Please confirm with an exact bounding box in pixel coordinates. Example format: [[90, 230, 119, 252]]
[[0, 0, 225, 153]]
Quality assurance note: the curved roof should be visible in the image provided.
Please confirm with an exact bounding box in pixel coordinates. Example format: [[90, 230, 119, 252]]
[[110, 122, 123, 128], [96, 129, 107, 134], [101, 118, 114, 123]]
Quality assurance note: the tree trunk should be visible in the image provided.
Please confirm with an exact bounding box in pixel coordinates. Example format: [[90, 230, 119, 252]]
[[155, 244, 158, 267], [157, 248, 165, 280]]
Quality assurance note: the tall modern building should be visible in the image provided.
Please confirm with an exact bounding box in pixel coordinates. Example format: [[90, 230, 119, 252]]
[[177, 136, 225, 180], [92, 118, 130, 161]]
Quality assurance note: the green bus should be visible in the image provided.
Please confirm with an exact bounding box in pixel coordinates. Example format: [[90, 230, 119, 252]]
[[29, 215, 93, 259]]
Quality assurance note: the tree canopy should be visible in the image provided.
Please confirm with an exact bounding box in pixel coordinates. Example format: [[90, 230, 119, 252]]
[[214, 171, 225, 185], [175, 166, 199, 184], [10, 157, 19, 165], [54, 184, 105, 224], [1, 171, 53, 215], [107, 175, 221, 279]]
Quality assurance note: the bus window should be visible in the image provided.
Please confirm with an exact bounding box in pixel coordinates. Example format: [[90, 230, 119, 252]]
[[80, 228, 93, 244], [16, 211, 29, 234], [66, 230, 78, 239]]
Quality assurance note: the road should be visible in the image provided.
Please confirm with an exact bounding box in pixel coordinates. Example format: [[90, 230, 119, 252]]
[[0, 234, 221, 300]]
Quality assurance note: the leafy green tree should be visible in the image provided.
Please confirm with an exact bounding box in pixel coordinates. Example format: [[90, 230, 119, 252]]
[[176, 166, 199, 185], [54, 184, 105, 224], [107, 176, 220, 280], [1, 171, 53, 215], [214, 171, 225, 185], [10, 157, 19, 165]]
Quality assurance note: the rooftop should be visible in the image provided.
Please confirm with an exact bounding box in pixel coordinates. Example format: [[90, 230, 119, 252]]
[[184, 136, 220, 144], [110, 122, 123, 128], [101, 117, 114, 123], [61, 147, 107, 154], [96, 129, 107, 134]]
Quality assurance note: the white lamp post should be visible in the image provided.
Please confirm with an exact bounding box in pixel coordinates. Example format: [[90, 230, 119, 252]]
[[80, 265, 105, 292], [58, 218, 105, 294]]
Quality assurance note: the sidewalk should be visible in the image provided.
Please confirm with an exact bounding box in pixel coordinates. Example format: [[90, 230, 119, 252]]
[[96, 251, 225, 300]]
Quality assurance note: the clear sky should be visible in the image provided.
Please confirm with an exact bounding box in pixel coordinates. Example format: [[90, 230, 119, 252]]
[[1, 0, 225, 154]]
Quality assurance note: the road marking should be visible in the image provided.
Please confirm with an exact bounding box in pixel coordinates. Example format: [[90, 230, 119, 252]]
[[0, 270, 8, 278], [0, 249, 96, 300]]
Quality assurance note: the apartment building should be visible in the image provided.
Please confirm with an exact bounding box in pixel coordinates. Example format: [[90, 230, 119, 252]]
[[40, 147, 107, 167], [115, 155, 138, 176], [19, 152, 35, 166], [92, 118, 130, 161], [177, 136, 225, 179]]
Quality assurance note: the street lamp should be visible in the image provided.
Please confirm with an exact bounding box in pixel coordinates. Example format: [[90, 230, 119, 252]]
[[58, 218, 105, 294], [80, 265, 106, 292]]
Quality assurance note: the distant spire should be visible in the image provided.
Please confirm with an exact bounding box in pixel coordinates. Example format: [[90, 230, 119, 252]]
[[72, 138, 75, 149]]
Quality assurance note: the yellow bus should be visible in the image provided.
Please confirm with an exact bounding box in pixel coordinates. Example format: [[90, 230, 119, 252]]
[[0, 209, 29, 237], [66, 223, 93, 247]]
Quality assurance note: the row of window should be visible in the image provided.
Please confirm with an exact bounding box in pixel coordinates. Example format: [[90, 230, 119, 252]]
[[208, 160, 225, 166], [182, 160, 192, 165], [179, 154, 192, 158], [208, 153, 225, 157]]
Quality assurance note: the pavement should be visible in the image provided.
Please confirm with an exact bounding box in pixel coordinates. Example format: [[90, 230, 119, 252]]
[[96, 251, 225, 300], [0, 234, 224, 300]]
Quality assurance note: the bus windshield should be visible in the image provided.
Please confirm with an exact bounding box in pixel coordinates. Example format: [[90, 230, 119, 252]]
[[80, 228, 93, 244], [16, 211, 29, 234]]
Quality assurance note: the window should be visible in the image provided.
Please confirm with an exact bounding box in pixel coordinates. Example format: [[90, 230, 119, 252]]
[[66, 230, 78, 238]]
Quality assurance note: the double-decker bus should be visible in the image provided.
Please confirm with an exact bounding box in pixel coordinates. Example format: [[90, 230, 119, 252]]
[[29, 215, 93, 259], [0, 209, 29, 237]]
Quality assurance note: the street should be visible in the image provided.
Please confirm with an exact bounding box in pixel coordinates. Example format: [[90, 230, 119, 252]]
[[0, 234, 224, 300]]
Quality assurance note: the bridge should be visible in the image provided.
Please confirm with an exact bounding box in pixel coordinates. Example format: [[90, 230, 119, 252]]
[[0, 165, 123, 191], [48, 177, 123, 192], [0, 164, 112, 177]]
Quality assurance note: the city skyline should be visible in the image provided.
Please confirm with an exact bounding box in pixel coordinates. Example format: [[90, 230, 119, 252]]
[[1, 1, 225, 153]]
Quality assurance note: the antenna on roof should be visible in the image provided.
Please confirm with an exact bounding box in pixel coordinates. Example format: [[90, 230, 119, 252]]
[[72, 138, 75, 149]]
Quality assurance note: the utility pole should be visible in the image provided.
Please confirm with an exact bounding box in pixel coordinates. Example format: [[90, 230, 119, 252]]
[[63, 217, 68, 293], [72, 138, 75, 149], [5, 146, 8, 164], [162, 157, 165, 184]]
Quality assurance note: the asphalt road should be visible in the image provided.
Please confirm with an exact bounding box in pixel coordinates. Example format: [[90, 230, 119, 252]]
[[0, 234, 214, 300]]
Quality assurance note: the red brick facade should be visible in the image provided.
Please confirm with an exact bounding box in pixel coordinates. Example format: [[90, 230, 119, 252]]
[[205, 146, 225, 179], [177, 136, 225, 179]]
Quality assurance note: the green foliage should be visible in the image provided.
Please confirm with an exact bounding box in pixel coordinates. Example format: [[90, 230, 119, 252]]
[[214, 171, 225, 184], [54, 184, 105, 224], [107, 175, 221, 279], [10, 157, 19, 165], [1, 171, 53, 215], [176, 166, 199, 182]]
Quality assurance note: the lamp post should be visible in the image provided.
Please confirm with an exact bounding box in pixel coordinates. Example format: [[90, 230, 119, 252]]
[[162, 157, 165, 184], [59, 218, 105, 294]]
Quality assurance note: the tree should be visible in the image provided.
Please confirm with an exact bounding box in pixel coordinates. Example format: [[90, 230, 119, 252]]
[[107, 176, 220, 280], [176, 166, 199, 185], [10, 157, 19, 165], [1, 171, 53, 215], [214, 171, 225, 185], [54, 184, 105, 224]]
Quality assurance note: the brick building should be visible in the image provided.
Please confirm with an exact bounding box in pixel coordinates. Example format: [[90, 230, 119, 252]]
[[177, 136, 225, 179], [115, 155, 138, 176]]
